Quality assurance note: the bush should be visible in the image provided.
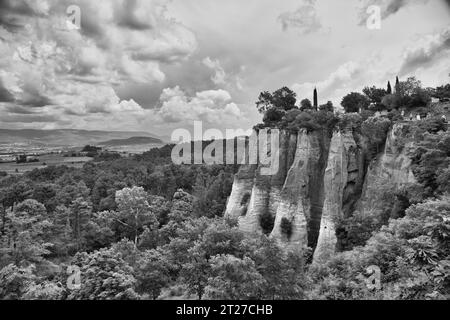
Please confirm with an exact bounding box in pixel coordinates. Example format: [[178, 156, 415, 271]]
[[361, 117, 391, 154], [341, 92, 370, 113], [280, 217, 293, 239], [381, 94, 400, 110], [263, 107, 285, 124], [337, 113, 363, 131], [409, 88, 431, 108], [259, 210, 275, 235], [281, 110, 338, 133], [241, 193, 251, 206]]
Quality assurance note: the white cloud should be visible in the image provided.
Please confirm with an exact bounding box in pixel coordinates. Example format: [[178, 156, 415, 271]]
[[157, 87, 242, 124], [399, 26, 450, 76], [202, 57, 226, 85], [278, 0, 323, 34], [292, 61, 364, 105], [357, 0, 430, 25]]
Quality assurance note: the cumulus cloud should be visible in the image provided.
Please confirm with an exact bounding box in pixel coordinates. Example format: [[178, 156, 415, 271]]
[[202, 57, 226, 85], [157, 87, 242, 124], [399, 27, 450, 76], [357, 0, 430, 25], [0, 79, 15, 102], [292, 61, 364, 106], [278, 0, 323, 35], [0, 0, 197, 128]]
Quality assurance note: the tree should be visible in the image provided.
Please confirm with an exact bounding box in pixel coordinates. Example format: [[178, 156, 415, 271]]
[[409, 88, 431, 108], [341, 92, 370, 113], [313, 88, 318, 109], [1, 200, 53, 266], [245, 236, 307, 299], [263, 107, 284, 124], [255, 91, 273, 114], [319, 101, 334, 113], [68, 248, 139, 300], [67, 198, 93, 252], [0, 264, 37, 300], [256, 87, 297, 115], [180, 243, 210, 300], [363, 86, 388, 104], [272, 87, 297, 112], [300, 98, 313, 111], [387, 81, 392, 94], [136, 249, 170, 300], [114, 187, 158, 246], [22, 281, 65, 300], [205, 255, 265, 299], [434, 83, 450, 99], [381, 94, 400, 110]]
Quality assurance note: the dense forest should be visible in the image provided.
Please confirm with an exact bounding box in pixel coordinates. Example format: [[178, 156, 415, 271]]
[[0, 79, 449, 300]]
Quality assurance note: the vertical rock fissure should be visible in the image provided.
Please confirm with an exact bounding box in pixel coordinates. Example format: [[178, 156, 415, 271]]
[[307, 129, 331, 251]]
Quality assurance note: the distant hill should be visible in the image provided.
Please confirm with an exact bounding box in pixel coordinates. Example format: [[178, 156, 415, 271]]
[[0, 129, 165, 147], [98, 136, 163, 146]]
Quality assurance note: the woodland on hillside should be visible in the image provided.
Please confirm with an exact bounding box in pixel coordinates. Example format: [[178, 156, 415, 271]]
[[0, 79, 449, 300]]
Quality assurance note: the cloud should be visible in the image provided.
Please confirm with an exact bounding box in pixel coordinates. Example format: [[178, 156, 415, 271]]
[[278, 0, 323, 35], [202, 57, 226, 85], [0, 0, 198, 128], [157, 86, 242, 124], [0, 79, 15, 102], [399, 27, 450, 76], [0, 113, 59, 123], [292, 61, 364, 105], [357, 0, 430, 25]]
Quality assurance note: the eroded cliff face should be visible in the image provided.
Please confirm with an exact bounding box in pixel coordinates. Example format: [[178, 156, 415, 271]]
[[225, 123, 415, 262], [364, 123, 416, 187], [313, 129, 369, 262], [225, 130, 296, 233]]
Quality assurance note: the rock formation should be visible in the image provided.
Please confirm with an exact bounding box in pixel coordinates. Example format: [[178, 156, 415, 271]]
[[224, 122, 415, 263]]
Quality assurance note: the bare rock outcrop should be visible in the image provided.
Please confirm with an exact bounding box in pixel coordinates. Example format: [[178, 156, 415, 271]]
[[225, 121, 415, 264], [313, 130, 361, 262]]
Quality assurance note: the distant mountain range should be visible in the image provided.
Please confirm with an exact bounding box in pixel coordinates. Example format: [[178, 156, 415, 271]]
[[0, 129, 166, 147], [98, 136, 163, 146]]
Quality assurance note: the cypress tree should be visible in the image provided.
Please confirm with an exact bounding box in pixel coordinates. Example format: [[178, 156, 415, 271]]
[[387, 81, 392, 94], [395, 76, 400, 93], [313, 88, 318, 109]]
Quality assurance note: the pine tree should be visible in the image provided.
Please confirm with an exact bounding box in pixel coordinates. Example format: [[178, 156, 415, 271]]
[[313, 88, 318, 109], [387, 81, 392, 94]]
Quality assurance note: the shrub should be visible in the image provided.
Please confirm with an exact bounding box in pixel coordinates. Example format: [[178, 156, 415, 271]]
[[409, 88, 431, 108], [341, 92, 370, 113], [263, 107, 285, 124], [241, 193, 251, 206], [381, 94, 400, 110], [280, 217, 293, 239], [337, 113, 363, 131], [259, 210, 275, 235]]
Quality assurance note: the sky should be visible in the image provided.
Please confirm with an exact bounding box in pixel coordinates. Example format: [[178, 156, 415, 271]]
[[0, 0, 449, 138]]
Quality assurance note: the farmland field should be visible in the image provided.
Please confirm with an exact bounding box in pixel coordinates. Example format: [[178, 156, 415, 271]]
[[0, 154, 93, 174]]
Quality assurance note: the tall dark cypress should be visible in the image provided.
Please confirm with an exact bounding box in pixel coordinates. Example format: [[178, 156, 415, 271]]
[[313, 88, 318, 109], [395, 76, 400, 93], [387, 81, 392, 94]]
